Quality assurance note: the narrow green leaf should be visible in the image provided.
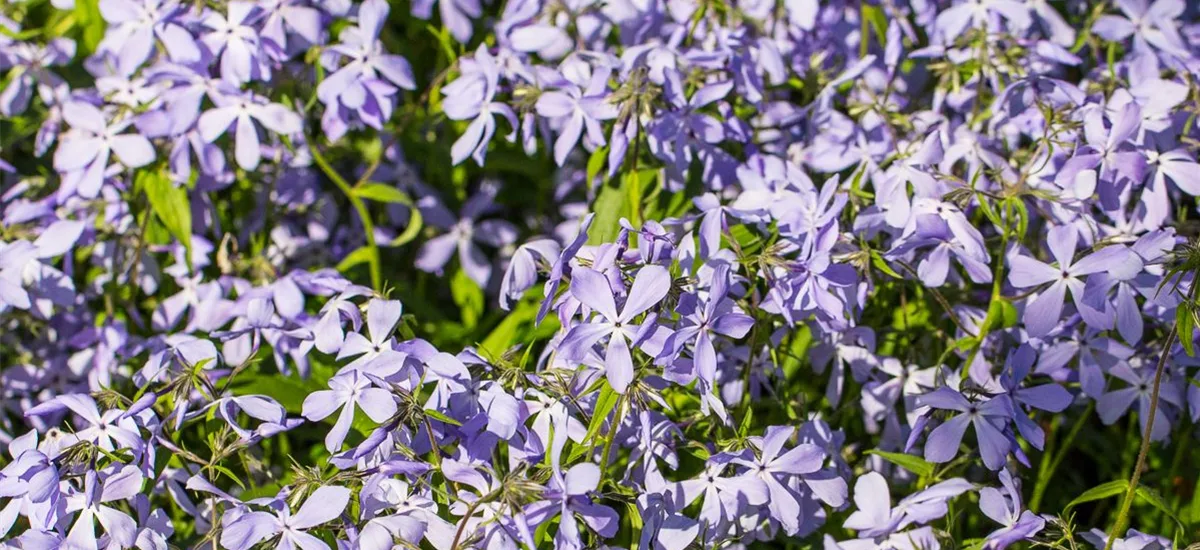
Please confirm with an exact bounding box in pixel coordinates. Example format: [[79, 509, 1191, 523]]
[[231, 375, 321, 414], [73, 0, 106, 54], [1177, 304, 1195, 357], [355, 183, 413, 205], [451, 269, 484, 328], [976, 194, 1004, 229], [388, 206, 423, 247], [480, 300, 559, 359], [871, 251, 902, 279], [738, 407, 754, 438], [866, 449, 935, 477], [213, 465, 247, 490], [1064, 480, 1128, 512], [140, 169, 192, 269], [337, 246, 374, 272], [585, 385, 619, 445], [590, 168, 657, 243], [424, 409, 463, 427], [586, 146, 608, 190], [860, 4, 888, 46], [1008, 198, 1030, 239], [1135, 486, 1186, 530], [1190, 476, 1200, 527]]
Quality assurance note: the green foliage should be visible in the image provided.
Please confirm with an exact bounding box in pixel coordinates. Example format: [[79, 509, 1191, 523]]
[[451, 269, 485, 328], [139, 168, 192, 269], [866, 449, 935, 478]]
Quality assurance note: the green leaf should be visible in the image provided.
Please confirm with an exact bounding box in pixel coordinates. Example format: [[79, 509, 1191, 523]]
[[355, 183, 413, 205], [565, 382, 620, 463], [871, 250, 902, 279], [1007, 197, 1030, 239], [426, 24, 458, 64], [73, 0, 106, 54], [213, 465, 247, 491], [955, 337, 979, 351], [337, 245, 374, 272], [866, 449, 935, 477], [981, 297, 1018, 334], [586, 146, 608, 190], [976, 195, 1004, 230], [1135, 485, 1185, 530], [1190, 476, 1200, 527], [585, 384, 619, 445], [479, 300, 559, 359], [1177, 304, 1195, 357], [995, 298, 1019, 329], [726, 224, 763, 256], [738, 407, 754, 438], [232, 375, 321, 414], [451, 269, 485, 328], [588, 169, 653, 245], [388, 205, 423, 247], [140, 169, 192, 270], [860, 4, 888, 46], [424, 409, 463, 427], [1064, 480, 1128, 512]]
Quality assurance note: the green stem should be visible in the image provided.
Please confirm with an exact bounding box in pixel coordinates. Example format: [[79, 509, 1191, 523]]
[[859, 4, 869, 59], [424, 417, 459, 498], [598, 394, 626, 480], [1163, 421, 1190, 536], [1030, 401, 1094, 512], [1106, 281, 1197, 549], [450, 488, 502, 550], [307, 140, 382, 291]]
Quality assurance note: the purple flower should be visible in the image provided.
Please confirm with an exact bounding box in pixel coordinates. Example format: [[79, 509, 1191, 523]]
[[98, 0, 200, 69], [259, 0, 323, 53], [537, 212, 594, 324], [1007, 226, 1139, 337], [415, 184, 517, 286], [1001, 346, 1072, 450], [317, 0, 416, 140], [918, 387, 1014, 470], [25, 394, 145, 452], [500, 238, 560, 310], [411, 0, 481, 42], [668, 452, 768, 528], [200, 2, 270, 85], [934, 0, 1030, 41], [1097, 361, 1184, 442], [1092, 0, 1188, 57], [980, 470, 1046, 550], [659, 263, 754, 390], [64, 466, 144, 549], [53, 102, 155, 199], [648, 74, 733, 178], [302, 369, 398, 452], [526, 462, 619, 549], [197, 92, 302, 170], [0, 38, 73, 117], [1055, 103, 1147, 208], [732, 425, 842, 535], [536, 64, 618, 166], [559, 264, 670, 393], [443, 45, 517, 166], [844, 472, 973, 538], [220, 485, 351, 550]]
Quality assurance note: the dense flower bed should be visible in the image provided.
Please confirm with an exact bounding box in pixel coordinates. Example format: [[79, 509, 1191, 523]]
[[2, 0, 1200, 548]]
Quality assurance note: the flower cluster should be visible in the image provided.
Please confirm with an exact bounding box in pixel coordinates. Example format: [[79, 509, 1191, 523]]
[[3, 0, 1200, 548]]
